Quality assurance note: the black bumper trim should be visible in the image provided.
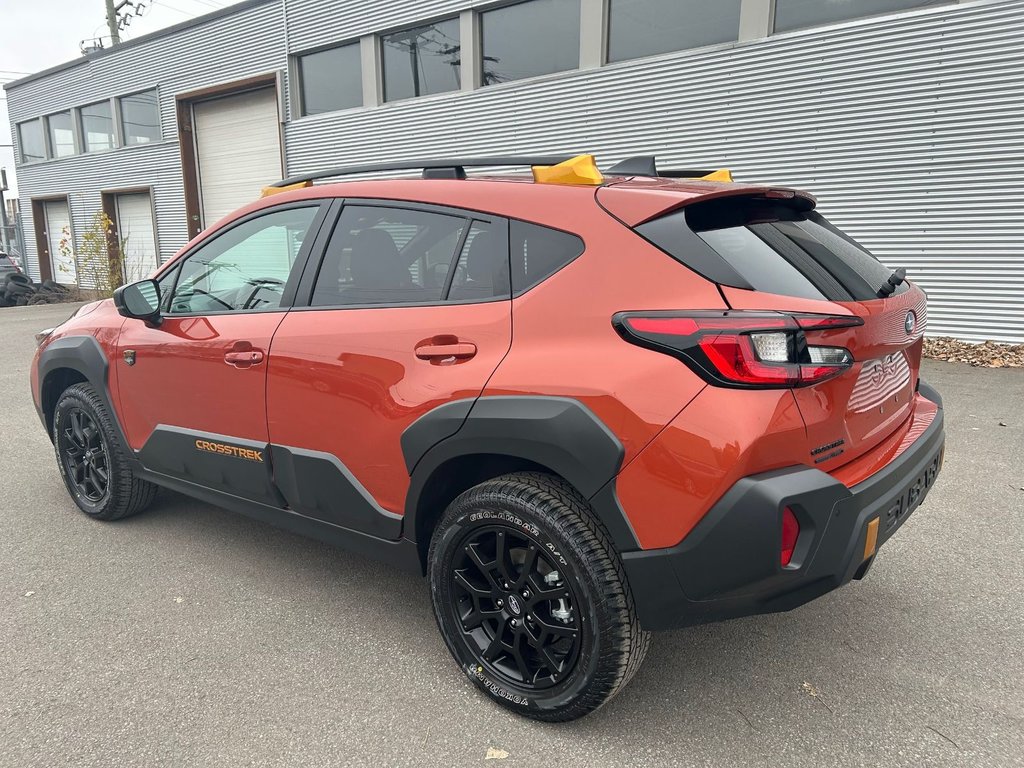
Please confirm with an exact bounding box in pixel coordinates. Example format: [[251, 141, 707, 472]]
[[623, 391, 945, 631]]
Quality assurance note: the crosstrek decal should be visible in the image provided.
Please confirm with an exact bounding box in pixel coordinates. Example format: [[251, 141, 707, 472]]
[[194, 439, 264, 462]]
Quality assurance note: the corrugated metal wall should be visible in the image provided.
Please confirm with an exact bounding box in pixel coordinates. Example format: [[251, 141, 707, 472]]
[[7, 0, 284, 282], [7, 0, 1024, 341]]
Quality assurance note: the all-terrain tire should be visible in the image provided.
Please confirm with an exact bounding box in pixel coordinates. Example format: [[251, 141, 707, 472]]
[[52, 382, 158, 520], [428, 472, 650, 722]]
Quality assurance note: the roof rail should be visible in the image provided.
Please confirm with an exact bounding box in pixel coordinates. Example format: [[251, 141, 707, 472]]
[[270, 155, 578, 188], [605, 155, 720, 179]]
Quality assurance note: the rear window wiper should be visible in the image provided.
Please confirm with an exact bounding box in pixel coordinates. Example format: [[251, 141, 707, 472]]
[[877, 267, 907, 298]]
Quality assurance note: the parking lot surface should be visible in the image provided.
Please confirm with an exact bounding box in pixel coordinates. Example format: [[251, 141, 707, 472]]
[[1, 302, 1022, 767]]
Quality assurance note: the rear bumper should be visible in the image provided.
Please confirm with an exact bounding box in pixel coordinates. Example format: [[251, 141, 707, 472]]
[[622, 382, 945, 631]]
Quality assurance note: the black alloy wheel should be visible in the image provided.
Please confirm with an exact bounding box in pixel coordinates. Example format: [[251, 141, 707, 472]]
[[58, 407, 110, 503], [451, 525, 581, 690]]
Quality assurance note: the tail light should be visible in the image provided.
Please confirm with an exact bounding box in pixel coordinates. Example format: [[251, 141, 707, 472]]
[[781, 506, 800, 566], [612, 310, 862, 389]]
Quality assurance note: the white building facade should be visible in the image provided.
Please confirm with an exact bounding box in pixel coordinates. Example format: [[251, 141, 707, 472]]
[[5, 0, 1023, 341]]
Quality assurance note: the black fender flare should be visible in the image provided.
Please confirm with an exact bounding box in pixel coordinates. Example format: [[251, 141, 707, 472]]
[[402, 396, 640, 552], [36, 335, 133, 458]]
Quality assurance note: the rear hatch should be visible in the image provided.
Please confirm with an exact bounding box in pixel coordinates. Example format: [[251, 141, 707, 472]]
[[624, 191, 927, 473]]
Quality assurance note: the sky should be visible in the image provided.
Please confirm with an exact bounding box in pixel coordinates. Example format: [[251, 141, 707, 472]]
[[1, 0, 240, 199]]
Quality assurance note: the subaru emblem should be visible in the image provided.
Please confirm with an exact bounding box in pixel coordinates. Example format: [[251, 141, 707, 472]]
[[904, 311, 916, 335]]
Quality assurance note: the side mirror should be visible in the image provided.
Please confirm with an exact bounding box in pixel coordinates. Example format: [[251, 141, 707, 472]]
[[113, 279, 162, 324]]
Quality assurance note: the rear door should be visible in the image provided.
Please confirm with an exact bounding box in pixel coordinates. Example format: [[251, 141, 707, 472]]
[[639, 195, 927, 471], [266, 201, 512, 535]]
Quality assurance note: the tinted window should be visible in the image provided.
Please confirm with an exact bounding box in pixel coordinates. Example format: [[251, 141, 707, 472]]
[[383, 19, 461, 101], [775, 0, 949, 32], [298, 44, 363, 115], [81, 101, 115, 152], [47, 112, 75, 158], [120, 90, 161, 145], [169, 207, 317, 314], [481, 0, 580, 85], [17, 120, 45, 163], [312, 206, 468, 306], [449, 222, 511, 301], [510, 220, 584, 295], [677, 198, 900, 301], [608, 0, 741, 62]]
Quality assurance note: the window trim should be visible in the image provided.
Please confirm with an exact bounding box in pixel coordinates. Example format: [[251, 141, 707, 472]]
[[156, 199, 333, 318], [293, 40, 365, 118], [118, 87, 163, 147]]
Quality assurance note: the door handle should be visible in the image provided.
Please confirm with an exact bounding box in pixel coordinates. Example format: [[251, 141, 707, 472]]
[[415, 342, 477, 363], [224, 350, 265, 367]]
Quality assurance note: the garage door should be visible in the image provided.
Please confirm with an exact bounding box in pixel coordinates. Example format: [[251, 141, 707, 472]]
[[44, 200, 76, 285], [115, 193, 158, 282], [193, 88, 282, 228]]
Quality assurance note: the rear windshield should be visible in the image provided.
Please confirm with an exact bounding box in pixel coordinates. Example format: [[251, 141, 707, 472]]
[[637, 197, 904, 302]]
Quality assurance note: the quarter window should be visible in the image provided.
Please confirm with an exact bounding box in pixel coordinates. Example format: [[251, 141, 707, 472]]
[[168, 206, 318, 314], [607, 0, 741, 62], [481, 0, 581, 86], [16, 120, 45, 163], [119, 89, 161, 145], [80, 101, 115, 152], [312, 205, 469, 306], [382, 19, 461, 102], [298, 43, 363, 115], [509, 220, 584, 295], [774, 0, 950, 33], [47, 112, 76, 158]]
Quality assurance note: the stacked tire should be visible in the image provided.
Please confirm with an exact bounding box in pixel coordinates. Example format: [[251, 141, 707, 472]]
[[0, 274, 73, 307]]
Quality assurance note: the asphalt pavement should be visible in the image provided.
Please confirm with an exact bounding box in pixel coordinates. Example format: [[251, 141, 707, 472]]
[[1, 302, 1021, 768]]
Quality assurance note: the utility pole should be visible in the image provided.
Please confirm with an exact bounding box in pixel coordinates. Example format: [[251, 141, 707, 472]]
[[105, 0, 121, 44], [0, 169, 10, 254]]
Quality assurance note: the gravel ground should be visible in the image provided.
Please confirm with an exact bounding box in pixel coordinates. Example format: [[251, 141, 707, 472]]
[[1, 303, 1022, 768], [925, 338, 1024, 368]]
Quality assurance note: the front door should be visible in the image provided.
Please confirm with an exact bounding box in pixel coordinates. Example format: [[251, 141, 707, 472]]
[[115, 203, 324, 502], [267, 202, 513, 535], [43, 200, 76, 285]]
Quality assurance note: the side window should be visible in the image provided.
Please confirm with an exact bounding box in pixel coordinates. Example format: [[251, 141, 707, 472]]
[[509, 220, 585, 295], [311, 205, 467, 306], [448, 222, 511, 301], [168, 206, 318, 314]]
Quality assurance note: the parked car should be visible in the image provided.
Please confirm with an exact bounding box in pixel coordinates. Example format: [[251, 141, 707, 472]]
[[31, 154, 945, 721], [0, 251, 22, 277]]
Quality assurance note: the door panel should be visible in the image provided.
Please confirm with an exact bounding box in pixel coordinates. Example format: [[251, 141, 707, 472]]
[[116, 313, 287, 450], [115, 193, 159, 281], [44, 200, 76, 285], [267, 301, 512, 517]]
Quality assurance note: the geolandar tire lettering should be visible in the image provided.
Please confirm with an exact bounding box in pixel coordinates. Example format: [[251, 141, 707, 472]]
[[52, 383, 158, 521], [427, 472, 650, 722]]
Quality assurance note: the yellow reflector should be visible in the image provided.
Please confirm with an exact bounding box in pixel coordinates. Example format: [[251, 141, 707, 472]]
[[261, 180, 313, 198], [863, 517, 880, 560], [532, 154, 604, 186], [700, 169, 734, 182]]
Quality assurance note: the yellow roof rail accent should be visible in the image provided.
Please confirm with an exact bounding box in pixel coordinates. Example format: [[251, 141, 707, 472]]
[[532, 154, 604, 186], [699, 169, 733, 182], [261, 180, 313, 198]]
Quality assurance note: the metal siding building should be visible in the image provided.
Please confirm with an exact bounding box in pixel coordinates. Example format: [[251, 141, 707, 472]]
[[5, 0, 1023, 341]]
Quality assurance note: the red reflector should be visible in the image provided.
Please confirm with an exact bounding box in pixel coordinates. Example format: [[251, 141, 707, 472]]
[[781, 507, 800, 566]]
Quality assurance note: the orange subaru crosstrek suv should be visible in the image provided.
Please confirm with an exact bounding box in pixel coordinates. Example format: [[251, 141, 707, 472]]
[[31, 155, 944, 720]]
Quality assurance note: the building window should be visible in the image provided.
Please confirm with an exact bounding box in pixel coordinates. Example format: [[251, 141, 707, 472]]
[[481, 0, 581, 86], [16, 120, 45, 163], [774, 0, 950, 33], [47, 112, 76, 158], [80, 100, 115, 152], [119, 89, 161, 145], [607, 0, 741, 62], [382, 19, 461, 102], [298, 43, 363, 115]]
